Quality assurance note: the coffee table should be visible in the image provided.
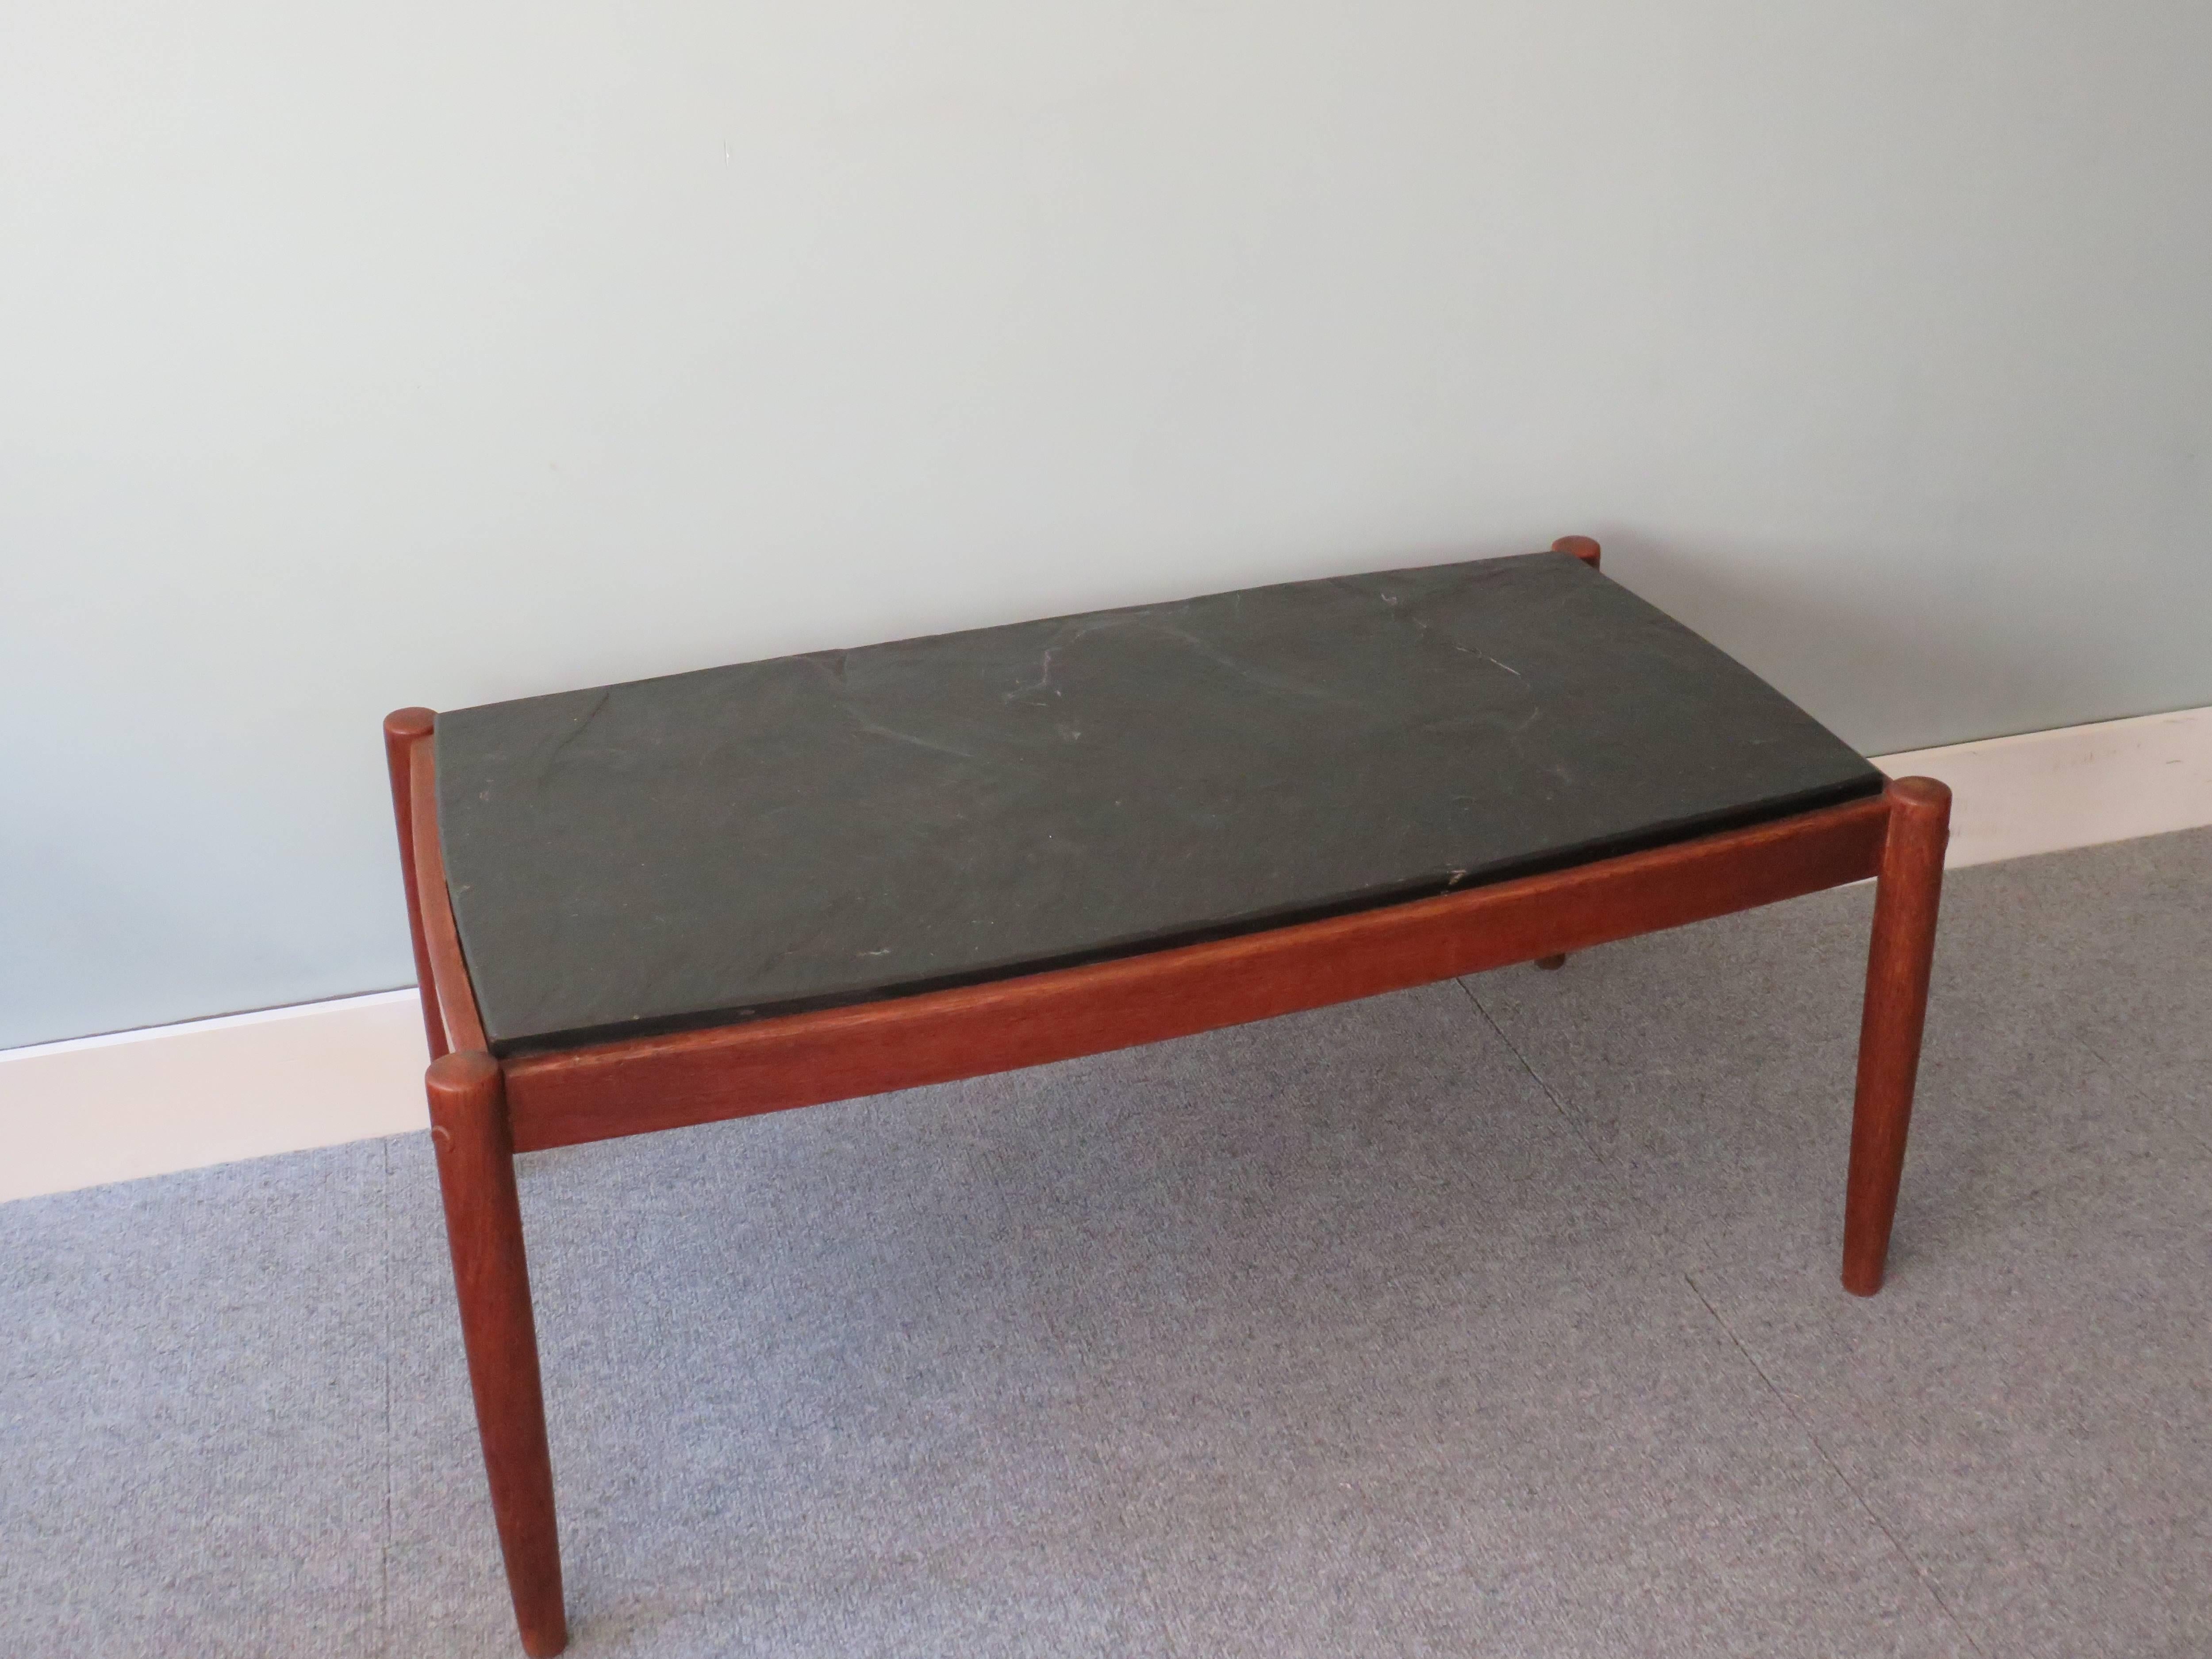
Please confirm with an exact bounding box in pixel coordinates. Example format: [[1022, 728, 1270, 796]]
[[384, 536, 1948, 1656]]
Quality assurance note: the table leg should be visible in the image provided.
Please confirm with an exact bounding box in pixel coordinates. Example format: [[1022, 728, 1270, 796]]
[[384, 708, 447, 1062], [1840, 776, 1951, 1296], [427, 1052, 568, 1656]]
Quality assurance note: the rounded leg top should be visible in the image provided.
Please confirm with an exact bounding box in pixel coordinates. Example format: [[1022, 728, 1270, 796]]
[[385, 706, 437, 743], [1885, 774, 1952, 824]]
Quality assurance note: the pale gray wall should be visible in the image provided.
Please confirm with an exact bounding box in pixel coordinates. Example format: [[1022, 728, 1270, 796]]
[[5, 1, 2209, 1048]]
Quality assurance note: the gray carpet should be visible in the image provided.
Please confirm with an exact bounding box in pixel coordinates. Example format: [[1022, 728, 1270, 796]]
[[4, 827, 2208, 1658]]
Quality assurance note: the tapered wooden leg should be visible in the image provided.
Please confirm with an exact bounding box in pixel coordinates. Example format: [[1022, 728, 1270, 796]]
[[1841, 776, 1951, 1296], [427, 1052, 568, 1656], [385, 708, 447, 1062]]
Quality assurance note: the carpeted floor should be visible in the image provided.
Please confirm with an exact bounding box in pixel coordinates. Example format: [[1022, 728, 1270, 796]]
[[4, 826, 2208, 1658]]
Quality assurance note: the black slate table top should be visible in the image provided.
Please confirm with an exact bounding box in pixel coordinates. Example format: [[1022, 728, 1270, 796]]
[[437, 551, 1881, 1056]]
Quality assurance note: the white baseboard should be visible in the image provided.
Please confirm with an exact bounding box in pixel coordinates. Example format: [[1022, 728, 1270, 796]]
[[5, 703, 2209, 1206], [0, 991, 431, 1205], [1874, 702, 2212, 870]]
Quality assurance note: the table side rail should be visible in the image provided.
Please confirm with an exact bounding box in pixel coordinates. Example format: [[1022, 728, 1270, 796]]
[[411, 733, 491, 1057], [503, 790, 1890, 1153]]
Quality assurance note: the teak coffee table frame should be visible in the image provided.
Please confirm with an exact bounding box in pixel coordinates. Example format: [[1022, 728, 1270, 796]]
[[384, 538, 1949, 1657]]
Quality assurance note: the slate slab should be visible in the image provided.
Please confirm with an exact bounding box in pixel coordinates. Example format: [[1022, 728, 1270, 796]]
[[436, 551, 1880, 1055]]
